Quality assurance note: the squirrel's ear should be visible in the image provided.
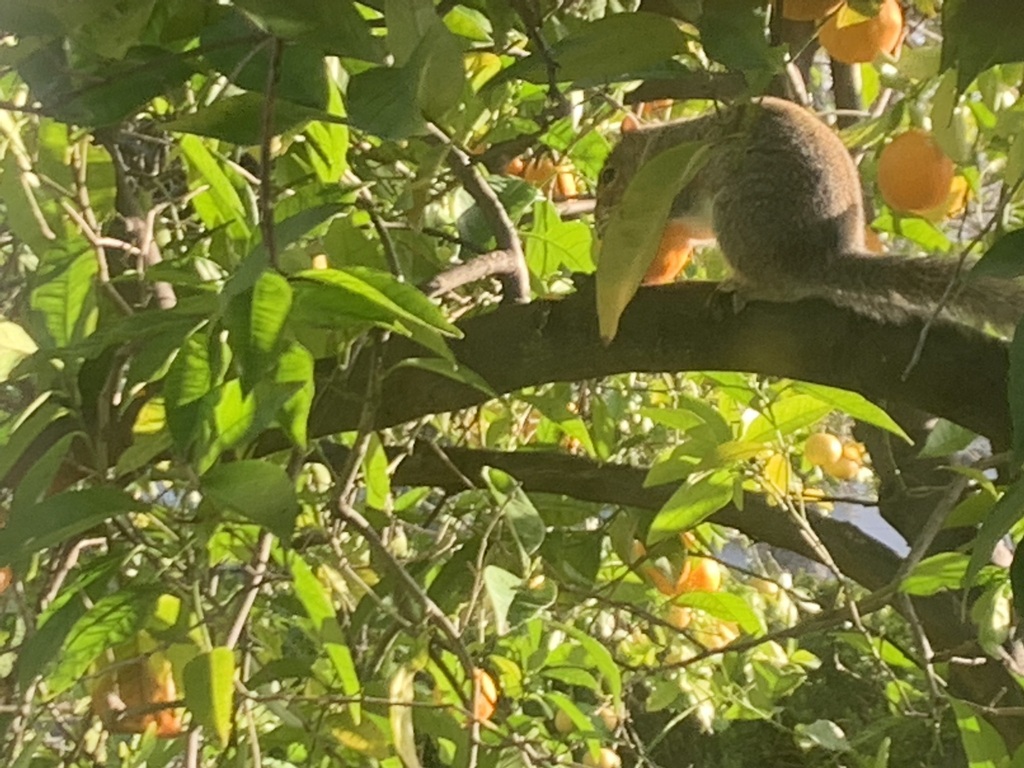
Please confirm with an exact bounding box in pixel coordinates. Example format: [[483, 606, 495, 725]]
[[621, 114, 641, 134]]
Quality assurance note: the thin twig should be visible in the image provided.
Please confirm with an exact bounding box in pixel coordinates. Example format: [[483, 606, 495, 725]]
[[224, 530, 275, 650], [260, 38, 284, 269]]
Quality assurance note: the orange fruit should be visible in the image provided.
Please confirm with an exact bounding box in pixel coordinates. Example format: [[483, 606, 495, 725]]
[[919, 174, 971, 222], [877, 129, 955, 214], [522, 156, 558, 186], [780, 0, 842, 21], [818, 0, 903, 64], [505, 156, 526, 176], [639, 99, 673, 118], [643, 219, 695, 285], [583, 747, 622, 768], [693, 619, 741, 650], [665, 604, 693, 630], [822, 456, 860, 480], [472, 668, 498, 721], [554, 169, 579, 201], [678, 557, 722, 593], [0, 566, 12, 594], [805, 432, 843, 466]]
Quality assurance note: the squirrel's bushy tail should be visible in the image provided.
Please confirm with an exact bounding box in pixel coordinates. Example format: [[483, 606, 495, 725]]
[[822, 254, 1024, 333]]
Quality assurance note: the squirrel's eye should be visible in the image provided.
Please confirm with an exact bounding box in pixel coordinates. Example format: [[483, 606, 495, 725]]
[[599, 167, 617, 186]]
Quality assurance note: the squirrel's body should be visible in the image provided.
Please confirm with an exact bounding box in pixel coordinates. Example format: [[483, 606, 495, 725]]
[[596, 96, 1024, 330]]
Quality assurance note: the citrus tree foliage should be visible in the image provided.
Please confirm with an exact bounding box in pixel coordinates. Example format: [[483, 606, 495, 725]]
[[0, 1, 1024, 766]]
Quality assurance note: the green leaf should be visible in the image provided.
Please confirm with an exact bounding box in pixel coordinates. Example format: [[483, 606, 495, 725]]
[[201, 460, 298, 539], [919, 419, 977, 458], [202, 12, 329, 109], [970, 228, 1024, 280], [941, 0, 1024, 92], [676, 591, 763, 635], [503, 12, 688, 84], [902, 552, 969, 596], [389, 358, 495, 396], [179, 134, 250, 241], [0, 487, 143, 566], [596, 140, 708, 342], [30, 250, 98, 348], [965, 478, 1024, 589], [344, 267, 460, 337], [701, 0, 783, 75], [790, 382, 911, 441], [184, 647, 235, 747], [649, 470, 733, 544], [0, 394, 72, 484], [166, 93, 340, 145], [233, 0, 383, 61], [362, 433, 391, 510], [227, 203, 346, 298], [202, 380, 258, 471], [50, 589, 158, 695], [293, 267, 458, 337], [483, 565, 521, 633], [743, 395, 832, 443], [553, 622, 622, 700], [483, 467, 546, 556], [525, 200, 595, 277], [289, 554, 361, 712], [164, 327, 214, 450], [408, 13, 465, 120], [347, 65, 424, 139], [251, 271, 293, 357], [0, 319, 37, 381], [273, 342, 315, 447], [951, 699, 1007, 767]]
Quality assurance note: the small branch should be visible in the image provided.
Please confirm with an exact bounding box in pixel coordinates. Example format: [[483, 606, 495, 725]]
[[427, 124, 530, 303], [260, 38, 284, 269], [224, 531, 275, 650], [421, 249, 524, 297]]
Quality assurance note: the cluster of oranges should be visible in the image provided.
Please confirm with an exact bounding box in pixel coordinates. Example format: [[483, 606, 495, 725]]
[[505, 155, 579, 201], [804, 432, 869, 481]]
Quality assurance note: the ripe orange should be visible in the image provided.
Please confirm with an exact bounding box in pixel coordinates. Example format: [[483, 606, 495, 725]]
[[522, 156, 558, 187], [818, 0, 903, 64], [805, 433, 843, 466], [583, 747, 623, 768], [919, 174, 970, 222], [504, 156, 526, 176], [780, 0, 842, 21], [0, 566, 12, 594], [472, 668, 498, 721], [678, 557, 722, 593], [643, 219, 695, 285], [822, 456, 860, 480], [665, 604, 693, 630], [877, 129, 955, 215]]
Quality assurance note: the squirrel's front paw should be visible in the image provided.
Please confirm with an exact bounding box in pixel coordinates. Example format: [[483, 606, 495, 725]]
[[708, 279, 747, 320]]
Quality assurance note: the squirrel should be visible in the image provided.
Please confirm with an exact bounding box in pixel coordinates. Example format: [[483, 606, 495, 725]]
[[594, 96, 1024, 333]]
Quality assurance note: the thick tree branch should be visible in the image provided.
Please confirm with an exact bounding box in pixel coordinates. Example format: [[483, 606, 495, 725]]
[[293, 282, 1011, 452]]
